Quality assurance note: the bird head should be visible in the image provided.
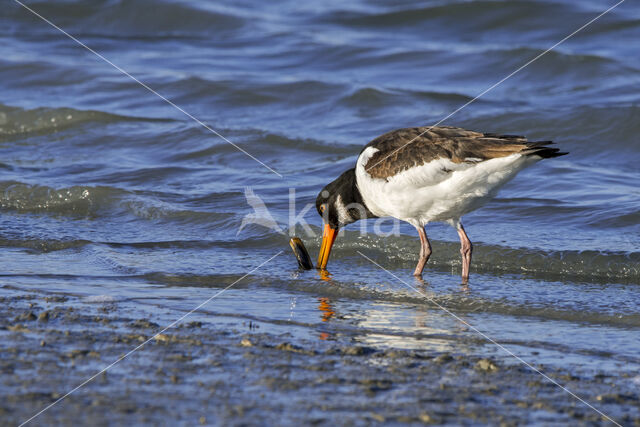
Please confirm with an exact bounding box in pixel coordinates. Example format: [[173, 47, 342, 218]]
[[315, 168, 374, 270]]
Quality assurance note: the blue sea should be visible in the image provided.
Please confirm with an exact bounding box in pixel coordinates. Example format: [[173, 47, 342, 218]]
[[1, 0, 639, 423]]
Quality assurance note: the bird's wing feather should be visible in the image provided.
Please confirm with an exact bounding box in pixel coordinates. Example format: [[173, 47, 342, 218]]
[[360, 126, 563, 180]]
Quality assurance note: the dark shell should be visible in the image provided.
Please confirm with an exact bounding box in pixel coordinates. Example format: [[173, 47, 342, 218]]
[[289, 237, 313, 270]]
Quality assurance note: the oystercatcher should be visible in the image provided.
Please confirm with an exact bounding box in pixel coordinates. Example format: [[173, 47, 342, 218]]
[[316, 126, 566, 282]]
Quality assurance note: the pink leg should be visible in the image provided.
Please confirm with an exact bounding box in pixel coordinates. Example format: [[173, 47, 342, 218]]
[[457, 223, 473, 283], [413, 226, 432, 277]]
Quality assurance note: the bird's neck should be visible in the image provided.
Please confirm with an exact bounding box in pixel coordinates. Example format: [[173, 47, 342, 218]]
[[339, 168, 378, 220]]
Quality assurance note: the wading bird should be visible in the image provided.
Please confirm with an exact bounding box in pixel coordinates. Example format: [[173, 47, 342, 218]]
[[316, 126, 566, 283]]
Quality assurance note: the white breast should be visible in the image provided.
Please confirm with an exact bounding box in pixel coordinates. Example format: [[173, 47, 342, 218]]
[[355, 146, 538, 227]]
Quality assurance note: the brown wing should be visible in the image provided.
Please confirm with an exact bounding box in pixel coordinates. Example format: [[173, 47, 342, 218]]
[[361, 126, 565, 180]]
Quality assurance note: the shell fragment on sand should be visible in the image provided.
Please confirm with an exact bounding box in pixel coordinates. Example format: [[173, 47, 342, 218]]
[[289, 237, 313, 270]]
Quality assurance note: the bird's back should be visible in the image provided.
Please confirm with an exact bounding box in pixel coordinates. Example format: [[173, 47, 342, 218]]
[[360, 126, 566, 180], [355, 126, 566, 224]]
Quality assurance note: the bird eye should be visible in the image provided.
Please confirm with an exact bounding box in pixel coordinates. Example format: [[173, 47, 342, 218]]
[[319, 204, 325, 213]]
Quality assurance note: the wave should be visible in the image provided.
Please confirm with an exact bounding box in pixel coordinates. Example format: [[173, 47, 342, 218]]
[[8, 1, 245, 38], [164, 127, 358, 169], [481, 195, 640, 230], [4, 178, 633, 284], [0, 181, 120, 216], [293, 230, 640, 284], [164, 76, 345, 107], [338, 87, 477, 109], [0, 237, 91, 253], [464, 104, 640, 155], [0, 105, 116, 137], [0, 104, 170, 137], [131, 269, 640, 329], [0, 181, 234, 226], [323, 1, 579, 29]]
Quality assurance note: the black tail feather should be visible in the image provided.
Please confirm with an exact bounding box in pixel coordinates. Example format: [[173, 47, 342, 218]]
[[525, 141, 568, 158]]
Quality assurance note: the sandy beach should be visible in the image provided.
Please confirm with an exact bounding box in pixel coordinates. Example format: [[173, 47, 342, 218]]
[[2, 286, 638, 425]]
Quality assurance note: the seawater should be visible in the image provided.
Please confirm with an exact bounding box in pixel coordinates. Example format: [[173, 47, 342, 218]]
[[1, 0, 639, 378]]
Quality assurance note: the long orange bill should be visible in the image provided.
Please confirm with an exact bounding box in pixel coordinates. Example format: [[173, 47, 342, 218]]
[[317, 223, 338, 270]]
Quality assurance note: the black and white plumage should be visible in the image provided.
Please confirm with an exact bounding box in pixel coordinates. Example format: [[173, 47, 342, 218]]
[[316, 125, 567, 282]]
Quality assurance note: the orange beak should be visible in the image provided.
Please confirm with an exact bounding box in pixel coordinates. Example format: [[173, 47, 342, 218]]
[[317, 223, 338, 270]]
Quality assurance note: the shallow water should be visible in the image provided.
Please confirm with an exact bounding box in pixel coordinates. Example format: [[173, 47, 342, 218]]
[[1, 0, 639, 420]]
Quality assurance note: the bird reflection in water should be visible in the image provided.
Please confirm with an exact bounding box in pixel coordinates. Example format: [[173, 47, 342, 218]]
[[318, 269, 332, 282], [317, 298, 334, 340], [413, 277, 431, 329], [318, 298, 334, 322], [412, 280, 473, 338], [317, 270, 335, 340]]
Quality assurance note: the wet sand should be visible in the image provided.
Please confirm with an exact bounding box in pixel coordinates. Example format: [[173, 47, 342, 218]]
[[1, 287, 638, 426]]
